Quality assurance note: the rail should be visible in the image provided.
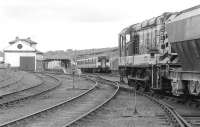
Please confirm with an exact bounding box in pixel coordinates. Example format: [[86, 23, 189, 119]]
[[0, 72, 61, 106], [0, 73, 97, 127], [96, 74, 192, 127], [62, 75, 119, 127], [139, 92, 192, 127]]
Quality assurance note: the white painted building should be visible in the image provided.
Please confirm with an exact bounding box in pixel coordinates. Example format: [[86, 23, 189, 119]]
[[0, 52, 3, 62], [3, 37, 40, 71]]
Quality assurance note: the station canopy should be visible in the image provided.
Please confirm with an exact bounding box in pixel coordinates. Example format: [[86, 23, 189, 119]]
[[43, 55, 71, 61]]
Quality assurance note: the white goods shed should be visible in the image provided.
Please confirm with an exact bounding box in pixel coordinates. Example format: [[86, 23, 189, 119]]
[[3, 37, 39, 71]]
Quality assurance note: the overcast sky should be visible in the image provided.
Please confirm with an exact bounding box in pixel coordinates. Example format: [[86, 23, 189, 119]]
[[0, 0, 199, 52]]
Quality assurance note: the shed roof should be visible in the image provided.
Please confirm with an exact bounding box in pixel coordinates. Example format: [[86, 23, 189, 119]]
[[9, 37, 37, 45]]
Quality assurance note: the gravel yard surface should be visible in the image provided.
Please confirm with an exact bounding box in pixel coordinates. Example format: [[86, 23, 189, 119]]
[[71, 90, 171, 127], [0, 75, 94, 124], [0, 72, 42, 96], [0, 70, 24, 88], [0, 69, 13, 82]]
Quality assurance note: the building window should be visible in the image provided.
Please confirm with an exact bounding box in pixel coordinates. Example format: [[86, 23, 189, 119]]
[[17, 44, 23, 49]]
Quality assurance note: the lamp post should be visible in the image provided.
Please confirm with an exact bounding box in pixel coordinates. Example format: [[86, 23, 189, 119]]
[[72, 70, 75, 89]]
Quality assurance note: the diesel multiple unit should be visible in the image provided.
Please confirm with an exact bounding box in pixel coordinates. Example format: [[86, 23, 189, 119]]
[[77, 56, 111, 73]]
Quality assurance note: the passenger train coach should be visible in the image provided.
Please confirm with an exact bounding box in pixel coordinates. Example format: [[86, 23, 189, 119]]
[[118, 5, 200, 97], [76, 56, 111, 73]]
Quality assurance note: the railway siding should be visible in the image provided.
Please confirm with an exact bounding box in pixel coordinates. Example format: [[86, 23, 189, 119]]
[[0, 72, 42, 96], [0, 73, 60, 107], [0, 73, 96, 127], [99, 75, 195, 127], [0, 73, 119, 127], [64, 76, 119, 127], [69, 75, 171, 127]]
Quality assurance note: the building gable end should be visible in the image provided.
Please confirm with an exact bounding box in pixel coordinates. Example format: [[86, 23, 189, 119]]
[[3, 41, 36, 52]]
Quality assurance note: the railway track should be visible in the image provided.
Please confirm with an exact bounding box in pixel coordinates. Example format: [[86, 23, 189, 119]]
[[138, 91, 192, 127], [180, 114, 200, 127], [0, 73, 119, 127], [95, 74, 195, 127], [132, 85, 194, 126], [64, 75, 119, 127], [0, 72, 61, 107], [159, 95, 200, 127]]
